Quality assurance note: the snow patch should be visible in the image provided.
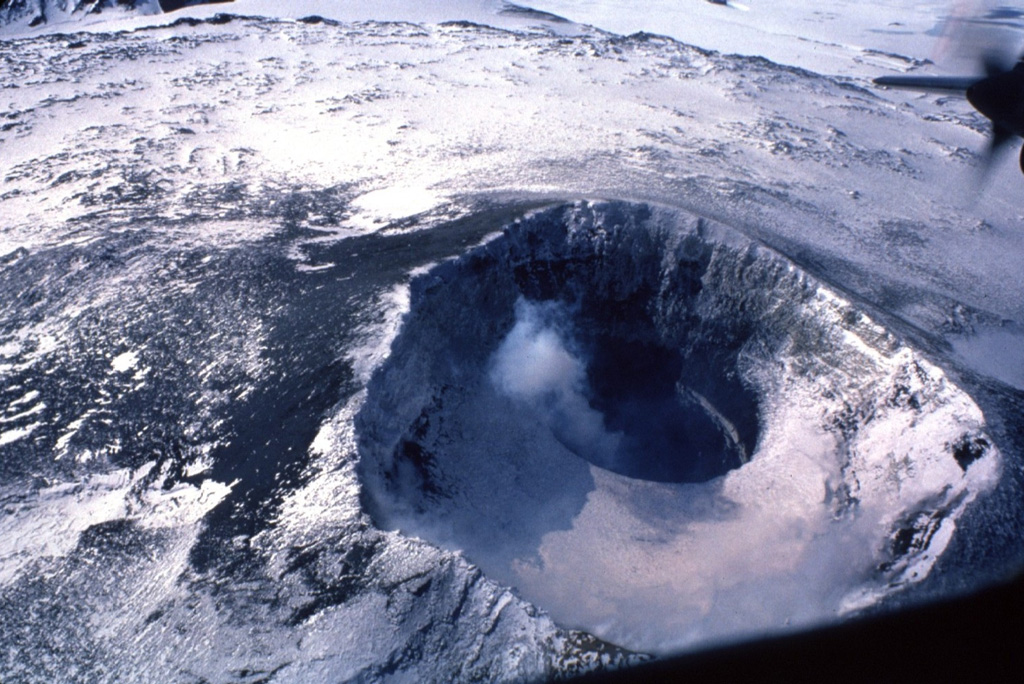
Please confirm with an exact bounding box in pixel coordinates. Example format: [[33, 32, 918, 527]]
[[0, 462, 233, 586], [346, 186, 444, 231], [0, 423, 40, 446], [111, 350, 140, 373]]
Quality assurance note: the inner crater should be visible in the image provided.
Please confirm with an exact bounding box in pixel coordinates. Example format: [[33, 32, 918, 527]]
[[489, 242, 761, 484], [584, 335, 752, 483], [355, 200, 998, 654]]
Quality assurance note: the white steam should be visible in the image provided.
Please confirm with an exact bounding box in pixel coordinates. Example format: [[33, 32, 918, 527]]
[[489, 298, 621, 471]]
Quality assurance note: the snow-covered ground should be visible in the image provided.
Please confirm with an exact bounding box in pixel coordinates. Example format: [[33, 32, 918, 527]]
[[528, 0, 1024, 76], [1, 0, 1023, 681]]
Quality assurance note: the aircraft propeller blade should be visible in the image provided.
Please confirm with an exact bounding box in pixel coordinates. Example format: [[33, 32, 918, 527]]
[[977, 123, 1015, 180]]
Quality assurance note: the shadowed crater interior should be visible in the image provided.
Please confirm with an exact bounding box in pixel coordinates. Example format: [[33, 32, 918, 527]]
[[355, 201, 783, 555], [505, 230, 760, 484]]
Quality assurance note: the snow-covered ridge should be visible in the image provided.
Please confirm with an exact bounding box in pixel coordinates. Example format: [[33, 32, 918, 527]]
[[525, 1, 1024, 77], [0, 0, 585, 36], [0, 0, 162, 31]]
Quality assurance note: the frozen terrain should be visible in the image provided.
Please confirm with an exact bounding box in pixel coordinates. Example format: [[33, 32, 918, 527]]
[[528, 0, 1024, 77], [0, 0, 162, 30], [1, 0, 1023, 681]]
